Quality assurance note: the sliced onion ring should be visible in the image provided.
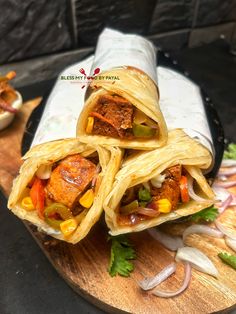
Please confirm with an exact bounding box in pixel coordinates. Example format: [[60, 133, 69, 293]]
[[138, 263, 176, 291], [212, 186, 230, 202], [219, 194, 233, 214], [230, 194, 236, 206], [215, 220, 236, 240], [36, 164, 52, 180], [221, 159, 236, 167], [183, 225, 223, 242], [212, 186, 232, 213], [214, 181, 236, 189], [91, 163, 101, 188], [130, 214, 140, 225], [187, 176, 209, 202], [218, 167, 236, 177], [148, 228, 184, 251], [218, 175, 228, 181], [212, 184, 231, 214], [175, 246, 218, 277], [152, 263, 191, 298], [225, 237, 236, 252], [137, 207, 160, 217]]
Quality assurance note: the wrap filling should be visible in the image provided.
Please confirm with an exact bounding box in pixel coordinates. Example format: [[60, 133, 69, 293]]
[[117, 165, 198, 226], [20, 153, 101, 236], [86, 93, 159, 139]]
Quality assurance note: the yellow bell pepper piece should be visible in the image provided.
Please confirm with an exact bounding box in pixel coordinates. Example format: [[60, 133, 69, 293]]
[[157, 198, 172, 213], [21, 197, 35, 211], [86, 117, 94, 133], [60, 218, 77, 237], [79, 189, 94, 208]]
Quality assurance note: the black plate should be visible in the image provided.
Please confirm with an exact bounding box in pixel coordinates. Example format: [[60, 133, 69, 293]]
[[21, 51, 224, 179]]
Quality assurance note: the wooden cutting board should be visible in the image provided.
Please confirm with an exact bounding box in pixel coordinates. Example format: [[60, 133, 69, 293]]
[[1, 98, 236, 314]]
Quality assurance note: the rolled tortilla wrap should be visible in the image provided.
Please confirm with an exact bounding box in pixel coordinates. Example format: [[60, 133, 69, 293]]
[[8, 139, 122, 243], [77, 67, 168, 150], [104, 129, 215, 235]]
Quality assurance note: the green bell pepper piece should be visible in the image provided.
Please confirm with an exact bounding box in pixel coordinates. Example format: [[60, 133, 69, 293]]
[[138, 188, 151, 202], [120, 200, 139, 215], [132, 124, 156, 137], [44, 203, 72, 229]]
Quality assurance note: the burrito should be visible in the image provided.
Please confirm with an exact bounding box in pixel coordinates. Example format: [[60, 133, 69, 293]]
[[104, 129, 215, 235], [8, 139, 122, 243], [77, 67, 167, 149]]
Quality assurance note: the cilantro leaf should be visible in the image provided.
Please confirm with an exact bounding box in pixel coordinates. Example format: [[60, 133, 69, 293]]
[[108, 235, 136, 277], [190, 206, 219, 223], [218, 252, 236, 270], [223, 143, 236, 160]]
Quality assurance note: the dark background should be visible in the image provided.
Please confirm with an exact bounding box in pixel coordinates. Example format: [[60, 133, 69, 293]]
[[1, 0, 236, 65], [1, 1, 236, 314]]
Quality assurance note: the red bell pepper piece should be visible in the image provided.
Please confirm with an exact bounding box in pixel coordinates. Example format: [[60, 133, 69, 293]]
[[179, 175, 190, 203], [30, 177, 45, 219]]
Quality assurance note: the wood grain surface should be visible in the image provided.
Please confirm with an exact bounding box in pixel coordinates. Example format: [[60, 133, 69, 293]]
[[1, 98, 236, 314]]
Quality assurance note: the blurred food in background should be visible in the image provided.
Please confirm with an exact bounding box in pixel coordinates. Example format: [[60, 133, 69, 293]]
[[0, 71, 22, 130]]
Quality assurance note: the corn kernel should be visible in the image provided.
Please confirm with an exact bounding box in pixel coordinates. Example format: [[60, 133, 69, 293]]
[[79, 189, 94, 208], [86, 117, 94, 134], [21, 197, 35, 211], [157, 198, 172, 213], [60, 218, 77, 237]]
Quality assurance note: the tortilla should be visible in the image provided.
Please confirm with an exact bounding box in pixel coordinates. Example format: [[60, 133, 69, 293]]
[[104, 129, 215, 235], [77, 67, 168, 149], [8, 139, 123, 243]]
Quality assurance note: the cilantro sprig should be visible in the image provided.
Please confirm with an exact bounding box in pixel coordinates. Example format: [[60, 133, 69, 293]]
[[218, 252, 236, 270], [108, 235, 136, 277], [223, 143, 236, 160], [190, 206, 219, 223]]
